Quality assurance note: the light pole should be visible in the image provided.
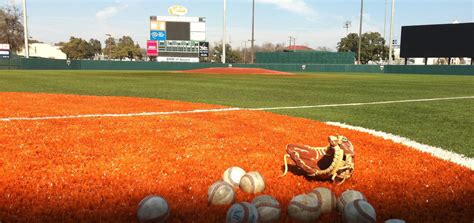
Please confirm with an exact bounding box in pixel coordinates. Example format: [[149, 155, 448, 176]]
[[250, 0, 255, 64], [357, 0, 364, 64], [22, 0, 29, 58], [222, 0, 227, 64], [388, 0, 396, 65], [383, 0, 388, 63], [106, 34, 112, 61]]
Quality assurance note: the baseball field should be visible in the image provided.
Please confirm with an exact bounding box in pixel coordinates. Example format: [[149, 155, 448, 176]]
[[0, 70, 473, 222]]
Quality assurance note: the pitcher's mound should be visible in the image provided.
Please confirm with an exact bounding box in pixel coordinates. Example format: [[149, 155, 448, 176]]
[[183, 67, 294, 75]]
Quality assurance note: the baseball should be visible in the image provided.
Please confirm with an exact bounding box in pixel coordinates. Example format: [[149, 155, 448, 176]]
[[223, 166, 246, 187], [251, 195, 280, 223], [226, 202, 259, 223], [336, 189, 366, 212], [239, 171, 265, 194], [385, 219, 406, 223], [208, 181, 235, 206], [287, 194, 321, 222], [308, 187, 336, 214], [342, 199, 376, 223], [137, 195, 170, 223]]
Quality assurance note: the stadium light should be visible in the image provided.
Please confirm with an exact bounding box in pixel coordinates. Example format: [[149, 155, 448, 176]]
[[357, 0, 364, 64], [222, 0, 227, 64], [388, 0, 396, 65], [250, 0, 255, 64], [22, 0, 29, 58], [383, 0, 388, 63]]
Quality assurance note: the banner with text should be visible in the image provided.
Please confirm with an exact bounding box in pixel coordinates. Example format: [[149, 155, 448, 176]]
[[146, 40, 158, 56], [199, 42, 209, 57]]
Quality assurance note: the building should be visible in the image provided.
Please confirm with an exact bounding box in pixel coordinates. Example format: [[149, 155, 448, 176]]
[[17, 43, 67, 60]]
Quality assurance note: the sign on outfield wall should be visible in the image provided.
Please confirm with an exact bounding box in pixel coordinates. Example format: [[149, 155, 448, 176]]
[[0, 44, 10, 59], [147, 40, 158, 56], [157, 57, 199, 63]]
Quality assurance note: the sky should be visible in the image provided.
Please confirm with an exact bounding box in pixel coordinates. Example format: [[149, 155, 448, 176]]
[[2, 0, 473, 50]]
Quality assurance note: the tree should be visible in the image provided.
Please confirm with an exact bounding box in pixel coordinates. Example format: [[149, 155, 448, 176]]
[[104, 37, 116, 60], [89, 39, 102, 59], [0, 5, 24, 52], [337, 32, 389, 64], [114, 36, 141, 60], [316, 46, 333, 52], [211, 43, 242, 63], [60, 37, 95, 59]]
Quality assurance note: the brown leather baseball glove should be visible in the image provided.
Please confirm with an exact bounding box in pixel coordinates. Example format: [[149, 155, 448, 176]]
[[280, 135, 355, 184]]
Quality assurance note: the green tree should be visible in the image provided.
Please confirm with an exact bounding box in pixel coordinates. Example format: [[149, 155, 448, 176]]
[[0, 5, 24, 52], [114, 36, 141, 60], [337, 32, 389, 64], [60, 37, 95, 59], [211, 43, 242, 63], [104, 37, 116, 60], [89, 39, 102, 59]]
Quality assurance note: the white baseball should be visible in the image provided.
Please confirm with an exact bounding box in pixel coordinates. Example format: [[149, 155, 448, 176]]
[[337, 189, 366, 212], [137, 195, 170, 223], [208, 181, 235, 206], [308, 187, 336, 214], [288, 194, 321, 222], [223, 167, 246, 187], [251, 195, 280, 223], [343, 199, 376, 223], [226, 202, 259, 223], [239, 171, 265, 194]]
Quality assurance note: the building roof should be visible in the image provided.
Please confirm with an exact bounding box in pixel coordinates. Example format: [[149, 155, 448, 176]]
[[285, 45, 314, 51]]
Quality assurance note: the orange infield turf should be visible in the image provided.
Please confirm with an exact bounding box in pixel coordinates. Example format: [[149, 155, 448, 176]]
[[0, 92, 473, 222]]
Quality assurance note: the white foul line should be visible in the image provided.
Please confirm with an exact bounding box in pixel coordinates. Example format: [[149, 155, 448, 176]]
[[326, 121, 474, 170], [0, 96, 473, 122]]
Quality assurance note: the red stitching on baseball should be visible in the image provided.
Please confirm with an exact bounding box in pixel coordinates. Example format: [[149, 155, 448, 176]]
[[289, 201, 320, 212], [254, 201, 280, 209]]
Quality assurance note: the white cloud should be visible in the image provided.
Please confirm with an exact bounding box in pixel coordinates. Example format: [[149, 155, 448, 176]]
[[96, 3, 128, 20], [257, 0, 316, 17]]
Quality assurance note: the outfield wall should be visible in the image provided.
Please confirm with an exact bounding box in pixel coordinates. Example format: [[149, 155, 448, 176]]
[[1, 58, 473, 75]]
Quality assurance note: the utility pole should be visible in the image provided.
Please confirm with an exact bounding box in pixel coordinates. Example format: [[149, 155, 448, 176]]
[[388, 0, 396, 65], [383, 0, 388, 63], [250, 0, 255, 64], [106, 34, 112, 60], [358, 0, 364, 64], [222, 0, 227, 64], [22, 0, 29, 58]]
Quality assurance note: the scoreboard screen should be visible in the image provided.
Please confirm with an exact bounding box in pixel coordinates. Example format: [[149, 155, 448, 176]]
[[400, 23, 474, 58], [166, 22, 191, 40]]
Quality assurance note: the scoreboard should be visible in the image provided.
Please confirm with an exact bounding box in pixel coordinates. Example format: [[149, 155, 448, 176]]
[[148, 13, 209, 63]]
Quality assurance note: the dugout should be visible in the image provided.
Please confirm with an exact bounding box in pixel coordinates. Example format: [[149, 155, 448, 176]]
[[256, 51, 355, 65], [400, 23, 474, 65]]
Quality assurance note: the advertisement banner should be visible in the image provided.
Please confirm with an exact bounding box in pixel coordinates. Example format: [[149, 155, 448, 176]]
[[157, 57, 199, 63], [199, 42, 209, 57], [150, 20, 166, 30], [146, 40, 158, 56], [150, 30, 167, 41]]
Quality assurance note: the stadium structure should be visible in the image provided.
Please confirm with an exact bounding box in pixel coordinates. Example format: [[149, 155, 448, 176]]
[[146, 6, 209, 63]]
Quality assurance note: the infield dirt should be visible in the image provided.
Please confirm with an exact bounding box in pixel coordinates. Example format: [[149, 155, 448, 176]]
[[0, 92, 472, 222]]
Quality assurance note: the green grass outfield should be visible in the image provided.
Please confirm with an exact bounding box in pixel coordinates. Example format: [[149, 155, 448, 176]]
[[1, 70, 473, 157]]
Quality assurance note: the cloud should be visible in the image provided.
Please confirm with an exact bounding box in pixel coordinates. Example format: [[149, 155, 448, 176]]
[[96, 3, 128, 20], [257, 0, 316, 17]]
